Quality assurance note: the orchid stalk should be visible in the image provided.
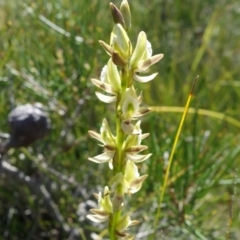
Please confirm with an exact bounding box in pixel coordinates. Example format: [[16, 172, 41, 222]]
[[87, 1, 163, 239]]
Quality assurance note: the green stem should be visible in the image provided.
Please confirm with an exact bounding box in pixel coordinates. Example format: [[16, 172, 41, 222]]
[[109, 67, 130, 239], [109, 101, 124, 240], [109, 210, 121, 240], [113, 93, 125, 175]]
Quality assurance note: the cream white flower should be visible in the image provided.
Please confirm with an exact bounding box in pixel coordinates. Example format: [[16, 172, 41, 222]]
[[92, 58, 121, 104], [99, 23, 132, 67], [87, 186, 112, 223], [124, 121, 152, 163], [110, 23, 132, 61], [110, 161, 147, 195], [122, 88, 139, 120], [130, 31, 163, 83], [88, 119, 116, 169], [121, 87, 150, 134], [115, 214, 139, 239], [124, 160, 148, 194]]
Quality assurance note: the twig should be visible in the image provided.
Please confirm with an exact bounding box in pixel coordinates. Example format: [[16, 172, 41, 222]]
[[0, 159, 71, 234], [39, 15, 84, 43], [21, 148, 83, 188]]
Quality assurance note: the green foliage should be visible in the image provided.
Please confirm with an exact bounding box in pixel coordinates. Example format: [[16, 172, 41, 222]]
[[1, 0, 240, 239]]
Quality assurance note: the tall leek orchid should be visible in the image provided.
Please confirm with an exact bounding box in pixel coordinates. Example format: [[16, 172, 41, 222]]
[[87, 1, 163, 239]]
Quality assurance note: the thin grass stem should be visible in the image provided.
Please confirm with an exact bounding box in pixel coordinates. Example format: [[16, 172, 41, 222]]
[[150, 107, 240, 128], [152, 77, 198, 236]]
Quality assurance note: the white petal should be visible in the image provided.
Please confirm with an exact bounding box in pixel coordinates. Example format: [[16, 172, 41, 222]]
[[125, 145, 148, 154], [137, 54, 164, 72], [91, 78, 116, 94], [132, 128, 141, 135], [146, 40, 152, 58], [131, 120, 142, 135], [100, 65, 108, 83], [129, 175, 148, 194], [137, 91, 143, 104], [130, 31, 147, 68], [108, 58, 121, 91], [133, 72, 158, 83], [127, 153, 152, 163], [87, 214, 109, 223], [109, 161, 113, 170], [88, 130, 105, 144], [122, 95, 139, 115], [125, 161, 139, 183], [99, 40, 112, 56], [141, 133, 150, 140], [133, 107, 151, 118], [90, 208, 111, 216], [95, 92, 117, 103], [100, 118, 116, 146], [88, 152, 114, 164], [121, 121, 134, 134]]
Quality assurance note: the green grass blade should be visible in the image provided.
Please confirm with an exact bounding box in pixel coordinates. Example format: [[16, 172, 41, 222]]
[[153, 77, 198, 235]]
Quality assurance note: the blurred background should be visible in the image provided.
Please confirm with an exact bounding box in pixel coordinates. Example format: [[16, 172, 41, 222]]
[[1, 0, 240, 239]]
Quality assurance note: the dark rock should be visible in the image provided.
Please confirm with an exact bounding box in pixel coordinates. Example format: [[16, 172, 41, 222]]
[[0, 103, 51, 153]]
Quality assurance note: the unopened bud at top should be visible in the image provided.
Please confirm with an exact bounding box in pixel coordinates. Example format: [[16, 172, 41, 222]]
[[120, 0, 131, 31], [110, 3, 125, 28]]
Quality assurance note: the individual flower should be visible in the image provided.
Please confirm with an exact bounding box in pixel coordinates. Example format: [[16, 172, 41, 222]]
[[110, 23, 132, 61], [121, 86, 150, 134], [111, 161, 147, 195], [124, 121, 152, 163], [99, 23, 132, 66], [115, 214, 139, 239], [124, 160, 148, 194], [121, 86, 139, 120], [87, 186, 113, 223], [130, 31, 164, 83], [88, 118, 116, 169], [91, 58, 121, 103]]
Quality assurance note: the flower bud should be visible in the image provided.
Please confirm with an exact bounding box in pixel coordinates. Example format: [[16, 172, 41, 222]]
[[110, 3, 125, 28], [110, 24, 132, 61], [120, 0, 131, 31]]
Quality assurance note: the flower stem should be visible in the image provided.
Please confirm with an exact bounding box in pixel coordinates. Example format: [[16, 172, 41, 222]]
[[110, 68, 130, 238], [109, 210, 121, 240], [113, 94, 125, 174]]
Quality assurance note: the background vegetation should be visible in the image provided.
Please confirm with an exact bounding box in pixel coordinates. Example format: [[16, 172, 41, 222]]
[[1, 0, 240, 239]]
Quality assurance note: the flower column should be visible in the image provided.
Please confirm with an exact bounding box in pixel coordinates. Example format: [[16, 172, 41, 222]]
[[87, 1, 163, 239]]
